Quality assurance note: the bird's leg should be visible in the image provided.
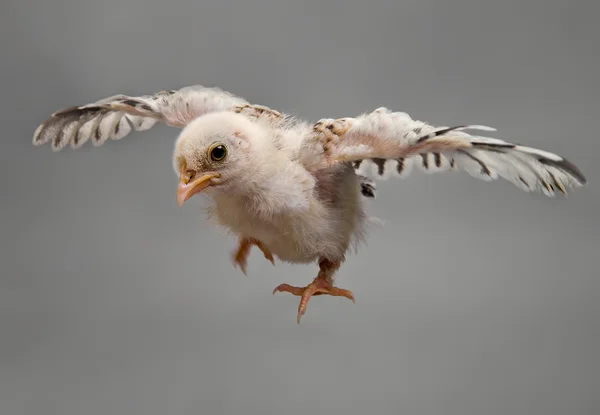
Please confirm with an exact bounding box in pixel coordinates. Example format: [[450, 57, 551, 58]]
[[272, 258, 355, 323], [232, 237, 275, 275]]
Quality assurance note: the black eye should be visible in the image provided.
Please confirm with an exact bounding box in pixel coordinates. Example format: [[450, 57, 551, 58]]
[[209, 144, 227, 161]]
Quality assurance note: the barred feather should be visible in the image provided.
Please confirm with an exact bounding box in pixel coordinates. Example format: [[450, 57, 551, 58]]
[[357, 174, 376, 198], [33, 85, 248, 151], [313, 108, 587, 197]]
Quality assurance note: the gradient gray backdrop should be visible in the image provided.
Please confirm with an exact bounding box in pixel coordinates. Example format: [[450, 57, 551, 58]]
[[1, 0, 599, 414]]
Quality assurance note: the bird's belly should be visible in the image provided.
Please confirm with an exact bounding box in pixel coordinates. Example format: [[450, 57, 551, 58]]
[[214, 204, 346, 264], [263, 237, 320, 263], [248, 217, 339, 264]]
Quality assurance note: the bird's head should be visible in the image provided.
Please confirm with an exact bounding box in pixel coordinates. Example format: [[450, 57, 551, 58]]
[[172, 111, 269, 205]]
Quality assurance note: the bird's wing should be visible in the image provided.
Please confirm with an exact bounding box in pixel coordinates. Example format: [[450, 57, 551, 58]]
[[299, 107, 586, 197], [33, 85, 249, 151]]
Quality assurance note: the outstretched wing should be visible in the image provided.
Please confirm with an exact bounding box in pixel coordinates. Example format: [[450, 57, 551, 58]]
[[33, 85, 249, 151], [300, 107, 587, 197]]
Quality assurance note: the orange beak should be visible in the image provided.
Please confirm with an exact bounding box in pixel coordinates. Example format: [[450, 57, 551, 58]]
[[176, 172, 221, 206]]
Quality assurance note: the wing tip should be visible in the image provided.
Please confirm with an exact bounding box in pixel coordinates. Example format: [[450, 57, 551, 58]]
[[32, 122, 50, 146], [538, 157, 587, 186]]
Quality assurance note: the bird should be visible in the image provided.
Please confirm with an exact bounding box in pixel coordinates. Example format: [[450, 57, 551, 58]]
[[32, 84, 587, 323]]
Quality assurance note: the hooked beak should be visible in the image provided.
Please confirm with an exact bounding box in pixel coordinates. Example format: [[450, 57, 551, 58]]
[[176, 172, 221, 206]]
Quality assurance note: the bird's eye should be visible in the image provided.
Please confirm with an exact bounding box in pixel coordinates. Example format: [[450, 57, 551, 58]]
[[209, 143, 227, 162]]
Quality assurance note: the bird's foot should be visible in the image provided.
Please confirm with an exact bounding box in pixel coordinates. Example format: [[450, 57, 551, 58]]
[[272, 273, 355, 324], [232, 237, 275, 275]]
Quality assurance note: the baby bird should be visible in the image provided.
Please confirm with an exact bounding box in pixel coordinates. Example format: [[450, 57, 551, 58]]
[[33, 85, 587, 323]]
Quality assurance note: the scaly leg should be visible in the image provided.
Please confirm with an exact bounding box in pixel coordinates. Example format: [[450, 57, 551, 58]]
[[272, 258, 355, 323], [232, 237, 275, 275]]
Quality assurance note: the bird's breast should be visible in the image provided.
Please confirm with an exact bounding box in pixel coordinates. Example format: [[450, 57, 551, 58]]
[[210, 163, 365, 263]]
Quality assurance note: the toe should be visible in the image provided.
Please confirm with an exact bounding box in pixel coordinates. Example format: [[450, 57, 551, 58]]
[[272, 283, 286, 294], [272, 280, 354, 324], [272, 283, 303, 296], [232, 255, 247, 275], [297, 285, 317, 318], [326, 287, 355, 303]]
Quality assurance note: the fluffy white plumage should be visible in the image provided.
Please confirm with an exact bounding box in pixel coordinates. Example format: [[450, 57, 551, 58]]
[[33, 84, 587, 322]]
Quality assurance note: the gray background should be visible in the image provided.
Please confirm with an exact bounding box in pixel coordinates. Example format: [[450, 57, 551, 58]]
[[1, 0, 599, 414]]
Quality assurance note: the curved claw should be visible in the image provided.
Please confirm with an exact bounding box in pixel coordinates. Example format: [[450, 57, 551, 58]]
[[263, 251, 275, 266], [231, 245, 247, 275]]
